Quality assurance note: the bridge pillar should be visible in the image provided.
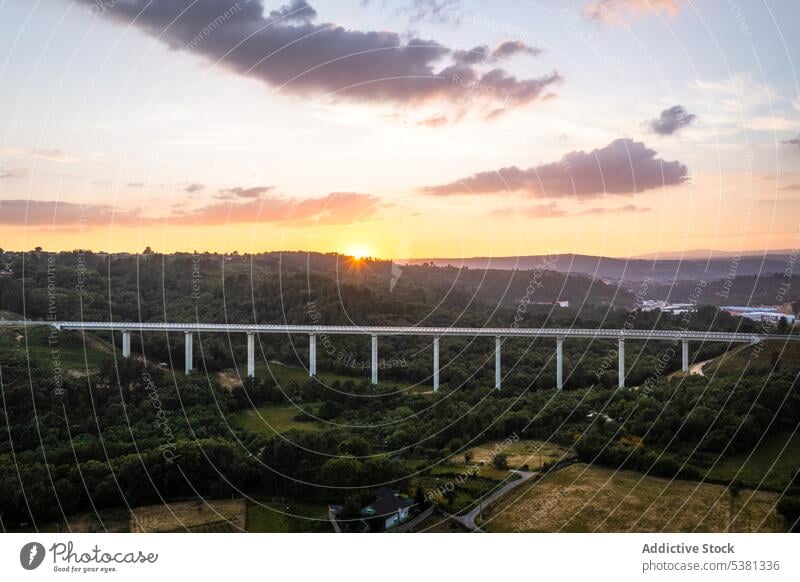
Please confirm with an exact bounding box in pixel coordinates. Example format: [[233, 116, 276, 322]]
[[433, 337, 440, 392], [247, 332, 255, 378], [371, 334, 378, 385], [184, 331, 193, 375], [495, 336, 501, 390], [618, 338, 625, 389], [309, 333, 317, 377], [682, 339, 689, 373], [556, 337, 564, 390], [122, 331, 131, 358]]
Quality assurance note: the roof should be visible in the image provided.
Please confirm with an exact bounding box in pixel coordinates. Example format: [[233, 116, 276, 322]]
[[362, 488, 412, 517], [366, 495, 412, 517]]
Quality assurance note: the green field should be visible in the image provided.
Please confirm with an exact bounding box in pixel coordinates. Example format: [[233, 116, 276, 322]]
[[706, 432, 800, 490], [0, 327, 111, 372], [231, 403, 323, 433], [449, 438, 572, 471], [245, 501, 332, 532]]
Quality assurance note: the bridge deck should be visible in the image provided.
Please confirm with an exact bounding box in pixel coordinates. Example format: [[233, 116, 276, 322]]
[[2, 320, 797, 343]]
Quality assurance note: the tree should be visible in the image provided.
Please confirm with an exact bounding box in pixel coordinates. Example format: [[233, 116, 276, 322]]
[[493, 452, 509, 470], [339, 436, 370, 457]]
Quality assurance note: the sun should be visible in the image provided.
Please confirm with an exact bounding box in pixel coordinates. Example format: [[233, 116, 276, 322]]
[[346, 246, 371, 260]]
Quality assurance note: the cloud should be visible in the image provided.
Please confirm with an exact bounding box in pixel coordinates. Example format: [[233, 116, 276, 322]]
[[217, 186, 274, 199], [453, 41, 542, 65], [0, 168, 29, 180], [421, 138, 689, 197], [576, 204, 651, 215], [783, 134, 800, 149], [648, 105, 696, 135], [126, 182, 147, 188], [452, 45, 490, 65], [75, 0, 559, 116], [779, 184, 800, 191], [492, 202, 567, 218], [491, 202, 652, 219], [0, 199, 143, 226], [491, 40, 542, 60], [169, 191, 382, 226], [420, 114, 450, 128], [0, 147, 83, 163], [185, 183, 205, 193], [268, 0, 317, 23], [583, 0, 680, 23], [0, 192, 382, 228]]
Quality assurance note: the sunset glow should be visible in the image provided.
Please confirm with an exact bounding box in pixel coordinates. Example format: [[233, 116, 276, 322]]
[[0, 1, 798, 259]]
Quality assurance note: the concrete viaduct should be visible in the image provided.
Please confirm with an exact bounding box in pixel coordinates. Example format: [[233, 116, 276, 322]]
[[3, 320, 797, 391]]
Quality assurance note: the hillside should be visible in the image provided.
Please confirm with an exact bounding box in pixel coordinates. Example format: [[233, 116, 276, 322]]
[[402, 253, 795, 284]]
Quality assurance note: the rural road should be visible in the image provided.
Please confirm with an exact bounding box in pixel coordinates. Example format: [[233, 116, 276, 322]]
[[690, 343, 752, 377], [455, 469, 536, 532]]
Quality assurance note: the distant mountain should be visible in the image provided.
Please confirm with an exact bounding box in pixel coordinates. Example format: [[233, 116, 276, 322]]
[[400, 253, 794, 283], [631, 249, 796, 260]]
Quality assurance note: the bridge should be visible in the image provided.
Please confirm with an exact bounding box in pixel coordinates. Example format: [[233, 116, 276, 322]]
[[2, 320, 797, 390]]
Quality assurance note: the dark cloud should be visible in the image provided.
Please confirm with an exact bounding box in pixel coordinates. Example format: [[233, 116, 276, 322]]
[[185, 183, 205, 193], [648, 105, 696, 135], [268, 0, 317, 23], [783, 134, 800, 149], [75, 0, 559, 115], [421, 138, 689, 197], [126, 182, 146, 188], [779, 184, 800, 191], [492, 40, 542, 60], [453, 41, 542, 65], [0, 192, 382, 228], [453, 45, 490, 65], [218, 186, 274, 199]]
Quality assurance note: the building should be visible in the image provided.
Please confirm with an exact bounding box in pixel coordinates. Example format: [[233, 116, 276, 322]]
[[721, 306, 796, 325], [361, 487, 412, 530], [660, 303, 696, 315]]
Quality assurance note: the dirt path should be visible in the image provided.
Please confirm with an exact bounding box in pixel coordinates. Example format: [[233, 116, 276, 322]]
[[689, 343, 752, 377]]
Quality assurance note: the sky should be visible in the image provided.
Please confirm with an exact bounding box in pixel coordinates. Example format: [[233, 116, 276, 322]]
[[0, 0, 799, 259]]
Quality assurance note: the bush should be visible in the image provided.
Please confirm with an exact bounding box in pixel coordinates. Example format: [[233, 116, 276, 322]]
[[493, 452, 509, 470]]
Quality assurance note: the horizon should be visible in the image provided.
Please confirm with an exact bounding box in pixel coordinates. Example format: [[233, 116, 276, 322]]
[[1, 244, 796, 262], [0, 245, 799, 262]]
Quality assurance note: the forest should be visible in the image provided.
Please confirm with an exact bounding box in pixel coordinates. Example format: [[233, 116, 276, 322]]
[[0, 250, 798, 531]]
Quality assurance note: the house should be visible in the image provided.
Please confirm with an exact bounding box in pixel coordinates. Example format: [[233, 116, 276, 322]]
[[361, 487, 412, 530]]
